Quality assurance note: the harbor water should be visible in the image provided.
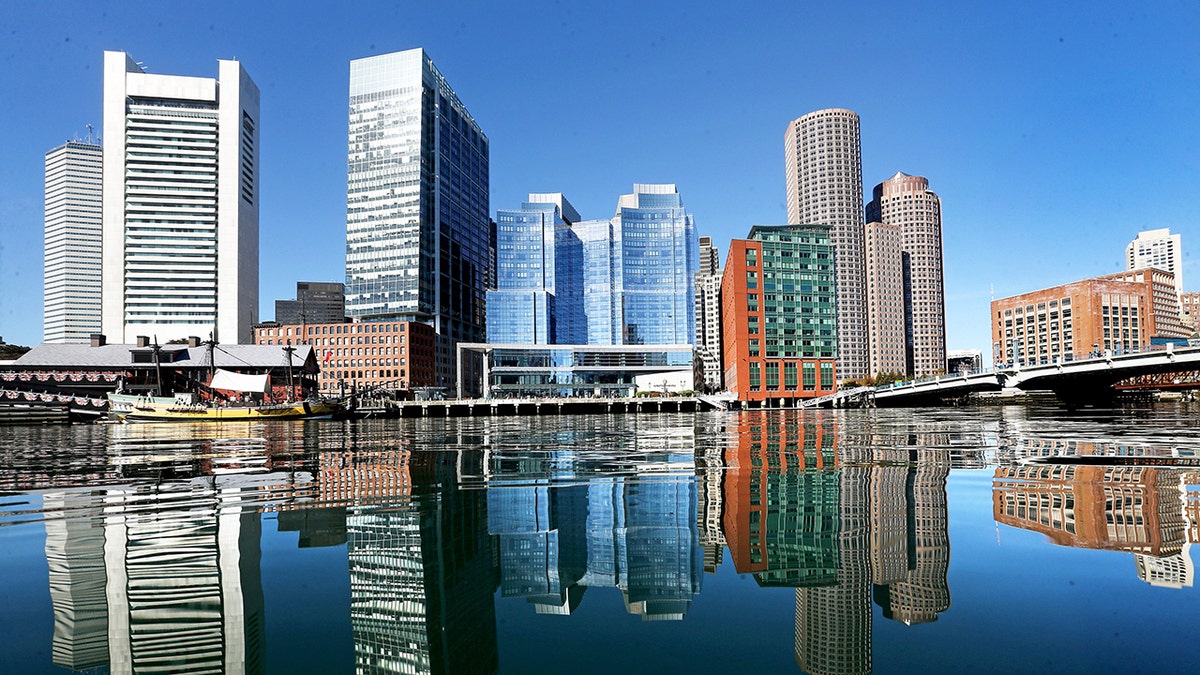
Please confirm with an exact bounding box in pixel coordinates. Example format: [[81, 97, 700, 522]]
[[2, 404, 1199, 674]]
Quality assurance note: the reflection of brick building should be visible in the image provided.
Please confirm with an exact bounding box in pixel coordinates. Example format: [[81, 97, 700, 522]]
[[722, 225, 838, 404], [254, 319, 435, 394], [993, 464, 1187, 556], [722, 413, 840, 586]]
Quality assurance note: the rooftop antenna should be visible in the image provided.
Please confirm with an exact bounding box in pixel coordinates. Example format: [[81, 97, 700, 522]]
[[85, 124, 94, 145]]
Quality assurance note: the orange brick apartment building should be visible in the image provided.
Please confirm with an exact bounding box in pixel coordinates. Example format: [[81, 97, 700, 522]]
[[991, 269, 1191, 367], [254, 320, 436, 394]]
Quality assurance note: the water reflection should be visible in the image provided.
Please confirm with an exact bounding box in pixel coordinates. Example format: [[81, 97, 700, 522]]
[[2, 408, 1199, 673], [994, 464, 1198, 588]]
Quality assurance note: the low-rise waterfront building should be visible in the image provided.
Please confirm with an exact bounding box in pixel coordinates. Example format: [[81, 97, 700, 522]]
[[456, 343, 693, 399], [2, 337, 319, 414], [722, 225, 837, 405], [990, 269, 1191, 367], [253, 320, 435, 395]]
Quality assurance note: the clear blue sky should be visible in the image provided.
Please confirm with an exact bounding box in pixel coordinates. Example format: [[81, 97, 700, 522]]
[[1, 1, 1197, 361]]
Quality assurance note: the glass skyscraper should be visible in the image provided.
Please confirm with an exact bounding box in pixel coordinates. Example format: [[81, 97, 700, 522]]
[[488, 184, 697, 347], [487, 194, 579, 344], [346, 48, 489, 387]]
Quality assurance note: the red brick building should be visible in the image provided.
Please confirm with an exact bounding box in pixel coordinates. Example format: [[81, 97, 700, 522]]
[[990, 268, 1191, 367], [721, 225, 838, 405], [254, 320, 435, 394]]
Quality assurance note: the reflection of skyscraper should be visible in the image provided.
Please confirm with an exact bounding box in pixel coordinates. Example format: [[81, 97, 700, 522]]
[[488, 483, 589, 614], [696, 435, 727, 574], [101, 483, 266, 674], [489, 475, 703, 621], [873, 454, 951, 625], [346, 451, 497, 675], [994, 465, 1188, 557], [795, 466, 872, 675], [43, 492, 109, 671], [624, 477, 704, 620]]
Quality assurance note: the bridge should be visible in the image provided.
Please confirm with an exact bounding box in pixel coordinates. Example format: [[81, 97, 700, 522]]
[[805, 344, 1200, 408]]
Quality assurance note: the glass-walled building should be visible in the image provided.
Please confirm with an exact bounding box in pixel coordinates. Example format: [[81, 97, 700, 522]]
[[458, 343, 693, 399], [489, 184, 698, 349], [346, 48, 489, 389], [487, 194, 580, 344], [613, 184, 699, 345]]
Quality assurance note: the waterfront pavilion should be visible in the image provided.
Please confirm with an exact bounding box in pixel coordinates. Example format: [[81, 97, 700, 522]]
[[456, 344, 694, 399]]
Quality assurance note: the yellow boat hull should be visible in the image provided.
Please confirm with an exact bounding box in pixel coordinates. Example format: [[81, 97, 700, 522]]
[[121, 401, 341, 423]]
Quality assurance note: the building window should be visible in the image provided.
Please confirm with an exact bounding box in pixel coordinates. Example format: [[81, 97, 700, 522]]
[[784, 362, 798, 390], [820, 362, 833, 389], [765, 362, 779, 390], [749, 362, 761, 390], [746, 248, 758, 267], [747, 271, 758, 289], [802, 363, 816, 391]]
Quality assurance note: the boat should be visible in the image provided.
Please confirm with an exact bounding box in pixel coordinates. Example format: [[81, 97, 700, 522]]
[[106, 339, 344, 423], [107, 391, 342, 423]]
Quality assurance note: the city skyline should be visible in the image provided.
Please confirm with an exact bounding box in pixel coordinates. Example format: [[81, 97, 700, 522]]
[[1, 2, 1196, 361]]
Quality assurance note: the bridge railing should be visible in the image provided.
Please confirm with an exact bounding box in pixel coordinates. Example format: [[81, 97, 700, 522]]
[[873, 343, 1200, 393]]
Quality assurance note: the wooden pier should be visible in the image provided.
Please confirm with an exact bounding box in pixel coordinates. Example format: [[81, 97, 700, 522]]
[[0, 404, 70, 425], [350, 396, 713, 419]]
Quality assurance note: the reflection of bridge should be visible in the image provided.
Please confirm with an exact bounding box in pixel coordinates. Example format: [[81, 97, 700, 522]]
[[809, 345, 1200, 408]]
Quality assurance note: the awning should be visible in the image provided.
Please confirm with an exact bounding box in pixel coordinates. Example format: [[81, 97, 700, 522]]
[[209, 369, 269, 393]]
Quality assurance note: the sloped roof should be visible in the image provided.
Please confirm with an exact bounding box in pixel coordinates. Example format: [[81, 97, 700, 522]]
[[13, 343, 314, 369]]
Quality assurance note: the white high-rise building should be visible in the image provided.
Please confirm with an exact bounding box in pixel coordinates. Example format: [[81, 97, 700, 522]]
[[44, 140, 103, 344], [785, 109, 868, 381], [1127, 228, 1183, 298], [102, 51, 259, 345]]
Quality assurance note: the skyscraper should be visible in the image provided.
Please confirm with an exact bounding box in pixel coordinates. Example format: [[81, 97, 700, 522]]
[[605, 184, 698, 346], [785, 109, 867, 381], [44, 139, 103, 344], [274, 281, 346, 325], [101, 51, 259, 345], [862, 220, 906, 377], [1127, 228, 1183, 299], [346, 48, 490, 389], [866, 172, 946, 378], [490, 184, 697, 347], [694, 236, 723, 391], [487, 194, 580, 344]]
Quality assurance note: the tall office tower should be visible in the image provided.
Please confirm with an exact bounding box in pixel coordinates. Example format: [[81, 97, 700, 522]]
[[694, 236, 723, 391], [611, 184, 697, 345], [101, 51, 259, 345], [785, 109, 867, 381], [275, 281, 346, 325], [1127, 228, 1183, 299], [722, 225, 837, 404], [568, 184, 697, 345], [863, 220, 906, 377], [487, 194, 580, 344], [346, 48, 490, 390], [866, 172, 946, 377], [44, 140, 103, 344], [698, 235, 719, 275]]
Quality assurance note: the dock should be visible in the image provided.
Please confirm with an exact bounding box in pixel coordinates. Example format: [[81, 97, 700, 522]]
[[0, 404, 70, 425], [349, 396, 717, 418]]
